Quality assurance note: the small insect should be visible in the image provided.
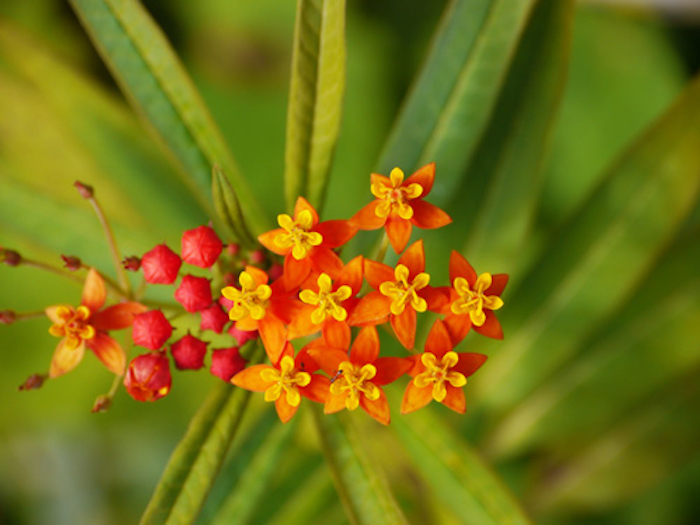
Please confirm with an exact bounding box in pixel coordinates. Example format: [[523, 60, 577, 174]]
[[330, 369, 343, 384]]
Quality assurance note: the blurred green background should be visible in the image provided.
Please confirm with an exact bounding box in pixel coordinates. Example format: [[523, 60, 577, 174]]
[[1, 0, 699, 524]]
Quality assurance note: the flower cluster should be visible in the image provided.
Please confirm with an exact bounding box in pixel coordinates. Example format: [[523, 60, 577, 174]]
[[3, 163, 507, 423]]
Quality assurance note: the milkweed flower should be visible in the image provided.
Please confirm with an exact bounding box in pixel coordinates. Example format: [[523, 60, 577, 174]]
[[124, 351, 172, 402], [442, 251, 508, 345], [350, 163, 452, 253], [401, 319, 486, 414], [258, 197, 357, 289], [309, 326, 411, 425], [231, 341, 330, 423], [45, 268, 146, 377]]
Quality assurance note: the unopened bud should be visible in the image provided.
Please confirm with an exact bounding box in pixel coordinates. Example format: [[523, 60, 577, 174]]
[[141, 244, 181, 284], [210, 347, 246, 381], [181, 225, 223, 268], [1, 249, 21, 267], [174, 274, 212, 312], [91, 395, 113, 413], [61, 255, 82, 271], [226, 243, 240, 257], [248, 249, 265, 265], [132, 310, 173, 350], [74, 180, 94, 199], [124, 352, 172, 402], [122, 256, 142, 271], [171, 334, 207, 370], [0, 310, 16, 324], [18, 373, 47, 391]]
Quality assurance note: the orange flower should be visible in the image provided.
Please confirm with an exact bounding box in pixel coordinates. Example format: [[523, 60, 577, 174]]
[[221, 266, 301, 363], [309, 326, 410, 425], [288, 256, 363, 348], [442, 251, 508, 345], [401, 319, 486, 414], [349, 240, 448, 349], [45, 268, 146, 378], [231, 341, 330, 423], [350, 163, 452, 253], [258, 197, 357, 290]]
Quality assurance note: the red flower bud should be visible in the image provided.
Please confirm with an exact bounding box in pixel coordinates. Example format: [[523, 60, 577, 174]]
[[122, 256, 141, 271], [18, 373, 47, 391], [124, 352, 172, 402], [132, 310, 173, 350], [74, 180, 94, 199], [210, 347, 246, 382], [226, 243, 240, 257], [228, 325, 258, 347], [181, 225, 223, 268], [248, 249, 265, 265], [0, 310, 16, 325], [91, 395, 112, 413], [200, 303, 229, 334], [174, 274, 212, 312], [141, 244, 182, 284], [1, 249, 21, 267], [171, 334, 207, 370], [60, 255, 82, 271]]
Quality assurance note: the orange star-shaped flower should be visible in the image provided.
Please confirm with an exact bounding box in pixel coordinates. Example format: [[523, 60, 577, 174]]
[[45, 268, 146, 377], [309, 326, 411, 425], [349, 240, 448, 349], [442, 251, 508, 345], [350, 163, 451, 253], [258, 197, 357, 290], [288, 256, 363, 348], [231, 341, 330, 423], [401, 319, 486, 414]]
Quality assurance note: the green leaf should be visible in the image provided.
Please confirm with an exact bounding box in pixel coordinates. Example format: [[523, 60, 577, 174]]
[[67, 0, 270, 233], [212, 165, 257, 249], [377, 0, 537, 189], [392, 410, 532, 525], [140, 346, 264, 525], [312, 408, 408, 525], [284, 0, 346, 212], [476, 74, 700, 413], [457, 0, 575, 269]]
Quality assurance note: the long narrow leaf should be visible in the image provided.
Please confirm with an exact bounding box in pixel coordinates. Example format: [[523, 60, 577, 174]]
[[285, 0, 346, 212], [67, 0, 269, 233]]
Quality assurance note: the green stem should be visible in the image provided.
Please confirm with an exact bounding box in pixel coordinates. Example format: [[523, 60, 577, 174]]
[[21, 259, 84, 284]]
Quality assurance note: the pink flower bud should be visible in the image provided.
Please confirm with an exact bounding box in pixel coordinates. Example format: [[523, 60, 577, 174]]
[[74, 180, 94, 199], [210, 347, 246, 382], [228, 325, 258, 347], [0, 310, 16, 325], [181, 225, 223, 268], [1, 249, 21, 267], [91, 395, 112, 413], [141, 244, 182, 284], [132, 310, 173, 350], [174, 275, 212, 312], [124, 352, 172, 402], [200, 303, 229, 334], [226, 243, 240, 257], [248, 249, 265, 265], [61, 255, 82, 271], [18, 373, 47, 391], [122, 256, 141, 271], [171, 334, 207, 370]]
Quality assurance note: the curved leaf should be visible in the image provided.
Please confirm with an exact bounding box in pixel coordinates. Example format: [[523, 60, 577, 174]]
[[212, 165, 257, 249], [285, 0, 346, 213]]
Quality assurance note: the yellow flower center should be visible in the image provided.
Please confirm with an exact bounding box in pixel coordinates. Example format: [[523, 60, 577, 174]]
[[221, 271, 272, 321], [379, 264, 430, 316], [299, 273, 352, 324], [413, 351, 466, 402], [273, 210, 323, 260], [48, 305, 95, 350], [260, 355, 311, 406], [450, 273, 504, 326], [371, 167, 423, 220], [330, 361, 380, 411]]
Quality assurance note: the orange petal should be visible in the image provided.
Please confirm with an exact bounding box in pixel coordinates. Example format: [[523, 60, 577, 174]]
[[410, 200, 452, 229], [268, 296, 304, 325], [370, 172, 391, 188], [454, 353, 487, 378], [404, 162, 435, 195], [443, 313, 472, 346], [283, 254, 312, 291], [287, 304, 321, 340], [487, 274, 509, 297], [301, 374, 331, 404], [373, 357, 411, 385], [385, 216, 412, 254], [86, 332, 126, 375], [275, 395, 299, 423], [474, 311, 504, 339], [400, 380, 433, 414], [49, 338, 85, 378], [322, 319, 351, 350], [295, 345, 321, 373], [294, 196, 319, 226], [245, 266, 270, 286], [81, 268, 106, 312], [397, 240, 425, 276], [360, 388, 390, 425], [231, 364, 275, 391], [324, 390, 348, 414], [259, 316, 287, 364], [442, 386, 466, 414], [423, 286, 452, 313], [449, 251, 477, 285], [405, 354, 423, 377], [337, 256, 364, 295], [45, 304, 71, 324], [350, 326, 380, 364], [391, 307, 416, 350], [91, 302, 147, 331], [258, 228, 288, 255], [349, 201, 386, 230], [363, 259, 394, 290], [307, 349, 348, 376], [309, 248, 344, 280], [425, 318, 453, 358], [348, 292, 391, 327], [315, 220, 357, 248]]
